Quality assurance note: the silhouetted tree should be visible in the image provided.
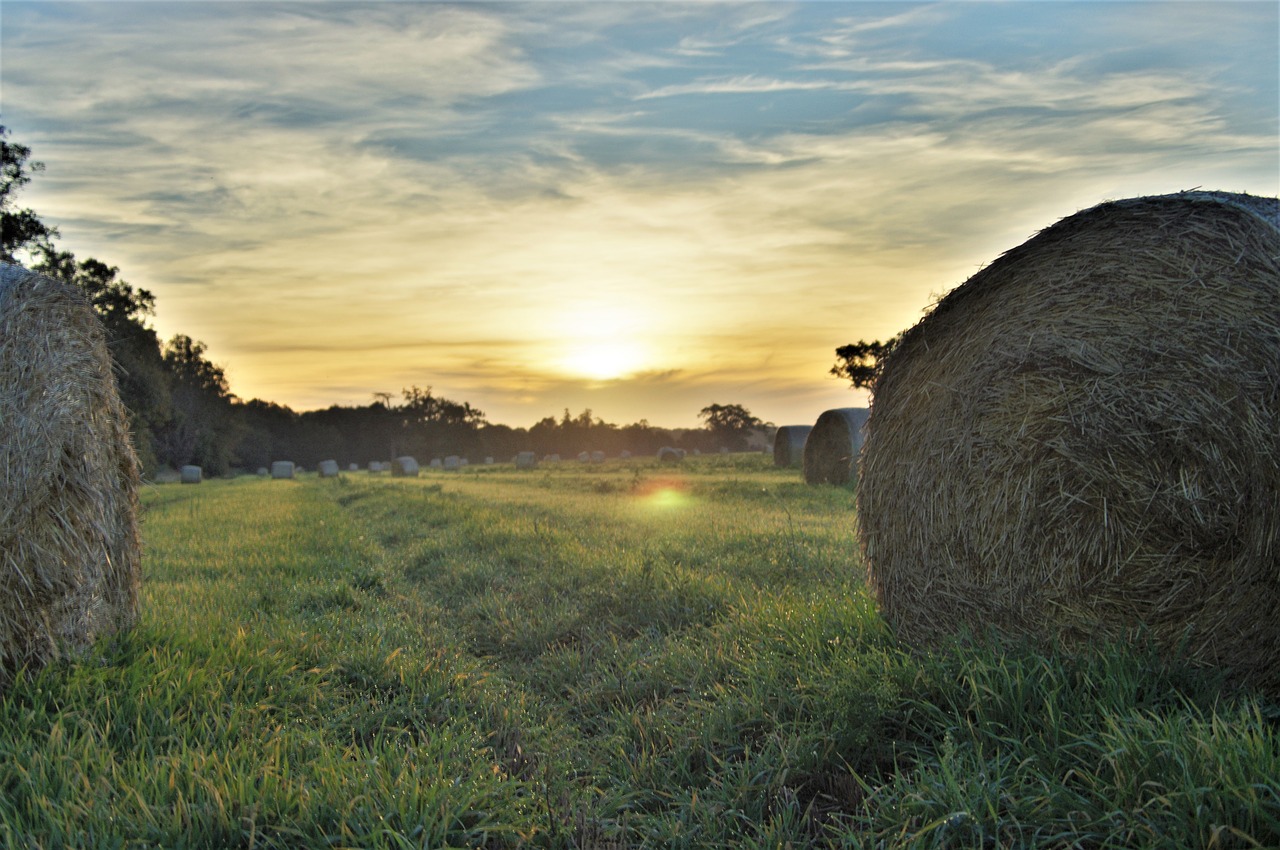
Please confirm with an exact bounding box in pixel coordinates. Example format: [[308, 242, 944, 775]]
[[1, 125, 58, 263], [698, 403, 765, 451], [831, 335, 902, 392]]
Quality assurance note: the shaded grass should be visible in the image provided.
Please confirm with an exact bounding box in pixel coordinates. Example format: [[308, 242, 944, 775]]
[[1, 456, 1276, 848]]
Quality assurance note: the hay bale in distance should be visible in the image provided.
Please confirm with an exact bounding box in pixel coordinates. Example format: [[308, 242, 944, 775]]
[[393, 456, 419, 477], [619, 450, 632, 460], [516, 451, 537, 469], [271, 461, 295, 479], [858, 191, 1280, 694], [368, 461, 383, 473], [803, 408, 869, 487], [772, 426, 812, 468], [0, 264, 142, 688], [318, 460, 340, 478], [257, 467, 269, 476], [348, 463, 358, 472], [443, 456, 461, 470], [180, 465, 203, 484], [657, 447, 686, 463]]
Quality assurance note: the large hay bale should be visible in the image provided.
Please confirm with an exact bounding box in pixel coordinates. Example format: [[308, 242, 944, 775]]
[[657, 447, 686, 463], [180, 465, 202, 484], [393, 456, 419, 477], [516, 451, 537, 469], [772, 426, 812, 468], [0, 264, 142, 688], [802, 408, 869, 486], [271, 461, 295, 479], [858, 191, 1280, 693], [318, 460, 340, 478]]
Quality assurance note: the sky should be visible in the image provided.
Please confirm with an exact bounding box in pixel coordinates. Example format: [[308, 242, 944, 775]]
[[3, 1, 1277, 429]]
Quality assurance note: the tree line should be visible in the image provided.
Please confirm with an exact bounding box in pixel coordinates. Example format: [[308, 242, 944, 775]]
[[2, 127, 775, 476]]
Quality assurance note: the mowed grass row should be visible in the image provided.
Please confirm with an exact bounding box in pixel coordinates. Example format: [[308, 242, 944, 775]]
[[2, 454, 1277, 849]]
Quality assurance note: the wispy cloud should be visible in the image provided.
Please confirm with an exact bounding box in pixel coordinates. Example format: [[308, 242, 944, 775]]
[[3, 1, 1275, 427]]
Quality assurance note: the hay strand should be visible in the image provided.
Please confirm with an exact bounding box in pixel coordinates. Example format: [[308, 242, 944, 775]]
[[858, 191, 1280, 694]]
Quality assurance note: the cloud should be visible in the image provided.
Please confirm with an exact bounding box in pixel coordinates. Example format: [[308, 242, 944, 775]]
[[3, 1, 1275, 430]]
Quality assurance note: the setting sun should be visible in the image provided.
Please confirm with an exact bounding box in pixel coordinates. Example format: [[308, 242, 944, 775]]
[[558, 338, 650, 381]]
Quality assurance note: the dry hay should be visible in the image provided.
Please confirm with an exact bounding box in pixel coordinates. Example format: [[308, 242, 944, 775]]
[[393, 456, 420, 477], [0, 264, 142, 689], [318, 460, 339, 478], [516, 451, 537, 469], [180, 465, 203, 485], [772, 426, 812, 468], [803, 408, 869, 487], [270, 461, 295, 480], [858, 191, 1280, 694]]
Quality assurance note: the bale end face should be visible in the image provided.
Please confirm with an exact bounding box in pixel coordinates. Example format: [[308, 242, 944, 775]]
[[772, 426, 811, 468], [857, 191, 1280, 695], [803, 408, 868, 487]]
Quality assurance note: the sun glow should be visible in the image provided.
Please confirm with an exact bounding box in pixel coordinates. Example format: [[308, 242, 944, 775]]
[[559, 338, 650, 381]]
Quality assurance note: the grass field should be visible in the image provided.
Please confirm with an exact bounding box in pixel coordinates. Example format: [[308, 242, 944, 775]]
[[2, 453, 1277, 849]]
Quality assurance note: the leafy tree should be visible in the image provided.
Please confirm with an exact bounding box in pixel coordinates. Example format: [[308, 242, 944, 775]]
[[699, 403, 766, 450], [156, 334, 241, 474], [831, 335, 902, 392], [0, 125, 58, 264]]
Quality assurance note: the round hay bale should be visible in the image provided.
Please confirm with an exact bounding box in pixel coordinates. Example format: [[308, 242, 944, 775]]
[[270, 461, 295, 479], [0, 264, 142, 688], [368, 461, 383, 473], [393, 456, 419, 477], [858, 191, 1280, 693], [348, 463, 358, 472], [772, 426, 812, 468], [516, 451, 537, 469], [443, 456, 461, 470], [657, 447, 686, 463], [318, 460, 340, 478], [257, 467, 269, 477], [619, 450, 632, 460], [802, 408, 869, 487], [590, 451, 605, 463], [180, 465, 203, 485]]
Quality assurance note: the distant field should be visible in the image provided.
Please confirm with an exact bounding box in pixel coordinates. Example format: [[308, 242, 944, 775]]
[[2, 454, 1276, 849]]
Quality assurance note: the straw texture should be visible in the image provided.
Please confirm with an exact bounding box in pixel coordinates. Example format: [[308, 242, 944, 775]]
[[802, 408, 869, 486], [0, 264, 142, 689], [858, 191, 1280, 694]]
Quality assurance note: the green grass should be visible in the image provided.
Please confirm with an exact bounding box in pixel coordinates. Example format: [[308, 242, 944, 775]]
[[2, 454, 1276, 848]]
